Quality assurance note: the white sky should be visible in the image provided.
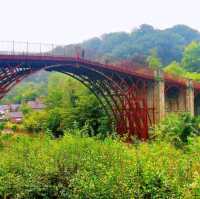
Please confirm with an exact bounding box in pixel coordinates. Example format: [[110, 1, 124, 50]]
[[0, 0, 200, 45]]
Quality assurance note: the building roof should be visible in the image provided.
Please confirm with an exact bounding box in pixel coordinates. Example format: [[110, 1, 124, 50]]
[[0, 105, 9, 111], [7, 112, 23, 119], [27, 101, 45, 109], [10, 104, 20, 110], [0, 104, 20, 112]]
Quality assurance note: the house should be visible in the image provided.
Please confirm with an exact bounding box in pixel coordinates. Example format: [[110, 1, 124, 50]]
[[0, 100, 45, 123], [0, 104, 17, 121], [0, 104, 20, 113], [27, 101, 45, 110], [0, 105, 10, 113], [6, 112, 23, 123], [10, 104, 20, 112], [0, 110, 6, 121]]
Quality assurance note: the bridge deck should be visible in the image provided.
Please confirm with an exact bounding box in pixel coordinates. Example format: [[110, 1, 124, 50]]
[[0, 54, 198, 90]]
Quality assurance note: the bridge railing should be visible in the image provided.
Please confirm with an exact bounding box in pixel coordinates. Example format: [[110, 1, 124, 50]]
[[0, 41, 75, 57]]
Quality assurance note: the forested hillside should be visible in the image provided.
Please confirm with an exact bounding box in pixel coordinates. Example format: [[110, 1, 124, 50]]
[[66, 24, 200, 65]]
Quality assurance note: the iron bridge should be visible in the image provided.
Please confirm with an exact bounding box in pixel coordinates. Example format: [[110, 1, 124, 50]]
[[0, 41, 199, 140]]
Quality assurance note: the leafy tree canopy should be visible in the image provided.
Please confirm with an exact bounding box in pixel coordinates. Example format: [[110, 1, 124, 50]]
[[64, 24, 200, 66], [164, 61, 185, 76], [147, 49, 162, 69], [182, 41, 200, 72]]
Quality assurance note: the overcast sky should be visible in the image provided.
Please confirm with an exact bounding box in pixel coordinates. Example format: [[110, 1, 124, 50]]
[[0, 0, 200, 45]]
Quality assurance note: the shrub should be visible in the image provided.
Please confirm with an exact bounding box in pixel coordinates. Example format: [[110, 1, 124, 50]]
[[23, 111, 48, 133], [0, 133, 198, 198], [46, 108, 63, 137], [153, 113, 200, 147], [11, 124, 17, 132], [0, 122, 5, 131]]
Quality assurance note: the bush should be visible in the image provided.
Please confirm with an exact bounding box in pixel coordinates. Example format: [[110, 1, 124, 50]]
[[23, 111, 48, 133], [4, 122, 23, 133], [0, 122, 5, 131], [0, 133, 199, 198], [11, 124, 17, 132], [23, 108, 67, 137], [153, 113, 200, 147], [46, 108, 63, 137]]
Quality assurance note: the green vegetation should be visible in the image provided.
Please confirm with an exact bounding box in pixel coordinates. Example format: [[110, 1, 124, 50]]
[[66, 24, 200, 65], [164, 61, 184, 75], [0, 129, 199, 198], [3, 72, 110, 138], [63, 24, 200, 80], [154, 113, 200, 147], [147, 49, 162, 69], [0, 112, 199, 198], [164, 41, 200, 80], [182, 41, 200, 72]]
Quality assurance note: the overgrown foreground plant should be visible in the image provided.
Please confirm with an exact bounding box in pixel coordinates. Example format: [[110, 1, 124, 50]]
[[153, 113, 200, 147], [0, 133, 199, 198]]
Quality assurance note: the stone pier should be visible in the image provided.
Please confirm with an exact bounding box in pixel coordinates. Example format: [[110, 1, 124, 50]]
[[147, 69, 197, 125]]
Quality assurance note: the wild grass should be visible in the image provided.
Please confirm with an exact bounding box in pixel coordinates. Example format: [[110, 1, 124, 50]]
[[0, 132, 199, 198]]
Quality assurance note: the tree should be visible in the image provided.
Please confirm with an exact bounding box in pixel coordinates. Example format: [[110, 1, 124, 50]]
[[46, 108, 63, 137], [182, 41, 200, 72], [23, 111, 48, 133], [20, 103, 32, 115], [47, 73, 111, 136], [168, 25, 200, 43], [147, 49, 162, 69], [61, 95, 110, 136], [67, 24, 200, 65], [164, 61, 186, 76]]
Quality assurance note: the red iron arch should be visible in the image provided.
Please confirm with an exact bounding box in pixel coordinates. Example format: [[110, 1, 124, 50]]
[[0, 55, 153, 140]]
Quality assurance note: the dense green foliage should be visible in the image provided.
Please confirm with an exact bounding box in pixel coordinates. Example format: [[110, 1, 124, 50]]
[[147, 49, 162, 69], [67, 24, 200, 65], [164, 61, 184, 75], [154, 113, 200, 147], [164, 42, 200, 80], [0, 132, 199, 198], [1, 71, 110, 137], [182, 41, 200, 72], [164, 62, 200, 81], [12, 73, 110, 137]]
